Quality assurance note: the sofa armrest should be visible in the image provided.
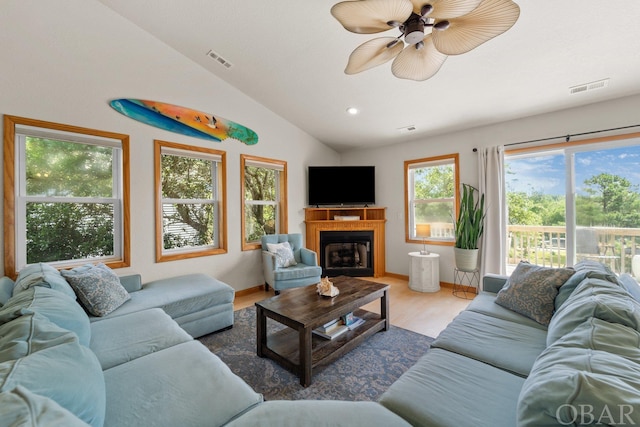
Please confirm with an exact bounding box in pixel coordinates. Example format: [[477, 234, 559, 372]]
[[0, 276, 15, 305], [119, 274, 142, 293], [299, 247, 318, 266], [261, 251, 277, 284], [482, 274, 509, 293]]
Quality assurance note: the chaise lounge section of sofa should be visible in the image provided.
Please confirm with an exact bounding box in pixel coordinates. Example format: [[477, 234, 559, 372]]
[[88, 272, 235, 338]]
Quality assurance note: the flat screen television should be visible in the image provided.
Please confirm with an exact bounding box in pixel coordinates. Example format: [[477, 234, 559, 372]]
[[308, 166, 375, 206]]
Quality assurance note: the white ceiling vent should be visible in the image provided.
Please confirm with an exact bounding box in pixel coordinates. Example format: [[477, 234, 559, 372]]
[[569, 78, 609, 95], [398, 125, 417, 134], [206, 50, 232, 69]]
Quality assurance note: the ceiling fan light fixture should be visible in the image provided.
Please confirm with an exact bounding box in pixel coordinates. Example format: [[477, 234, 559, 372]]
[[332, 0, 520, 81], [386, 38, 402, 48], [403, 15, 425, 44], [420, 4, 434, 16], [433, 20, 450, 30]]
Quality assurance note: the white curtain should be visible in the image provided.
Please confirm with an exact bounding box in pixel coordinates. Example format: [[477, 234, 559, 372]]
[[478, 146, 507, 282]]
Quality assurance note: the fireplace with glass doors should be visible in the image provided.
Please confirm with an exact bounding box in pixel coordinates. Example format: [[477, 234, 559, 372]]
[[319, 230, 373, 277]]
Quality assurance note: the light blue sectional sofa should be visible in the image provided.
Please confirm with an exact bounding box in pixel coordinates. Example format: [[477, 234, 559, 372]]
[[379, 260, 640, 426], [3, 259, 640, 426], [0, 264, 264, 427], [0, 263, 409, 427]]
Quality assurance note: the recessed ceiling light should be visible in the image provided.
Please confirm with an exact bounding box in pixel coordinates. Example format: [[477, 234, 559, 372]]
[[346, 107, 359, 115]]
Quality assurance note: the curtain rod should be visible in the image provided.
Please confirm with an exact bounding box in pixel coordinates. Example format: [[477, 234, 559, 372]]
[[504, 124, 640, 148]]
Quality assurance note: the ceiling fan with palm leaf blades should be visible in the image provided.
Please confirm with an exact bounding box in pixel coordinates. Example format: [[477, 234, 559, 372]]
[[330, 0, 520, 81]]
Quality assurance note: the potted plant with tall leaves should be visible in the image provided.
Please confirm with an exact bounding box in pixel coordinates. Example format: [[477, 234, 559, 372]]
[[453, 184, 486, 271]]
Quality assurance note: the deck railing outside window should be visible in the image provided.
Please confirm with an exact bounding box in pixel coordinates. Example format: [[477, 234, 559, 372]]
[[507, 225, 640, 275]]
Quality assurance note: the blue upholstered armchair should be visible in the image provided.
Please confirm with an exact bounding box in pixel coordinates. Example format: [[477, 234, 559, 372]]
[[261, 233, 322, 294]]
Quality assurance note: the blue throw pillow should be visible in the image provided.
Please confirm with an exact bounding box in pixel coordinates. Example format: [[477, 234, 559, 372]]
[[618, 273, 640, 302], [0, 315, 105, 426], [0, 338, 106, 427], [0, 277, 14, 306], [519, 318, 640, 426], [0, 287, 91, 347], [0, 385, 89, 427], [0, 312, 78, 363], [548, 279, 640, 345], [13, 263, 76, 300]]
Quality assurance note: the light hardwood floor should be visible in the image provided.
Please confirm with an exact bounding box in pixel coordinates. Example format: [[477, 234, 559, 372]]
[[234, 276, 474, 338]]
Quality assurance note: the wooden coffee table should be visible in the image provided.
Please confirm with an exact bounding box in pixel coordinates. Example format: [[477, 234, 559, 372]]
[[255, 276, 389, 387]]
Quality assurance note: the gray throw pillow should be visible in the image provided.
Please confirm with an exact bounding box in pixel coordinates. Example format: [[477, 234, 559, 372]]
[[495, 262, 575, 326], [61, 263, 130, 317]]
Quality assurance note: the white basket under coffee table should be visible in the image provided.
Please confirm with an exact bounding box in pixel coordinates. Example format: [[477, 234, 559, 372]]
[[255, 276, 390, 387]]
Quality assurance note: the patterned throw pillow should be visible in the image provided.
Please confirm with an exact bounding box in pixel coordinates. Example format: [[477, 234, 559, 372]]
[[266, 242, 298, 268], [61, 263, 130, 317], [495, 262, 575, 326]]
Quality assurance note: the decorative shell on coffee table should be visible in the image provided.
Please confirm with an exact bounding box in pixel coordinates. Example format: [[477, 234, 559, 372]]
[[317, 276, 340, 297]]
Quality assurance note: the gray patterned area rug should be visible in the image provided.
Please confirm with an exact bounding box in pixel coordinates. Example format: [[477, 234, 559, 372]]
[[198, 306, 433, 401]]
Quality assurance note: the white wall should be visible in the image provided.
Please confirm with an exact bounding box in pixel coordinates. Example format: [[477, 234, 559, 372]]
[[341, 94, 640, 283], [3, 1, 639, 289], [0, 0, 339, 290]]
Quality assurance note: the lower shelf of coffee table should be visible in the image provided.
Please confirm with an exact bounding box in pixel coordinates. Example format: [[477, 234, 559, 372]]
[[265, 309, 386, 369]]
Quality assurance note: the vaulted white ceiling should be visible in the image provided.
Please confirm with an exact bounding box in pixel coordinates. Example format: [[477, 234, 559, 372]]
[[98, 0, 640, 152]]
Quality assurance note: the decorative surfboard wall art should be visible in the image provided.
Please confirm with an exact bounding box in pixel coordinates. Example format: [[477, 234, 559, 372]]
[[109, 99, 258, 145]]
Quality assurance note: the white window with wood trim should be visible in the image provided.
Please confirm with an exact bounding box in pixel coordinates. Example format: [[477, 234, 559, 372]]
[[241, 155, 287, 250], [3, 116, 130, 277], [155, 140, 226, 262], [405, 153, 460, 245]]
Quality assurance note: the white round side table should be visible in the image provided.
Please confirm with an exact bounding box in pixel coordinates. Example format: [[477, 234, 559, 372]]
[[408, 252, 440, 292]]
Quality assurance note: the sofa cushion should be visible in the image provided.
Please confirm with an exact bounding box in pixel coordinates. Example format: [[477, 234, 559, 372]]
[[13, 263, 76, 300], [103, 341, 262, 427], [0, 287, 90, 346], [0, 313, 78, 362], [90, 308, 192, 370], [431, 310, 547, 377], [267, 241, 297, 268], [0, 385, 89, 427], [0, 277, 14, 306], [518, 318, 640, 426], [0, 336, 106, 427], [618, 273, 640, 302], [495, 262, 574, 326], [273, 263, 322, 281], [227, 401, 412, 427], [466, 292, 548, 331], [547, 278, 640, 345], [379, 348, 525, 427], [61, 263, 130, 317], [555, 260, 619, 310]]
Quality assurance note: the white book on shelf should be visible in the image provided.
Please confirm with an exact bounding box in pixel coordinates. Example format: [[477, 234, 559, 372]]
[[313, 324, 349, 340], [318, 318, 341, 333]]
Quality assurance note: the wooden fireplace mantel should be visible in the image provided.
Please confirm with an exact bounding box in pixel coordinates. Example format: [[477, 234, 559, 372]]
[[304, 207, 386, 277]]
